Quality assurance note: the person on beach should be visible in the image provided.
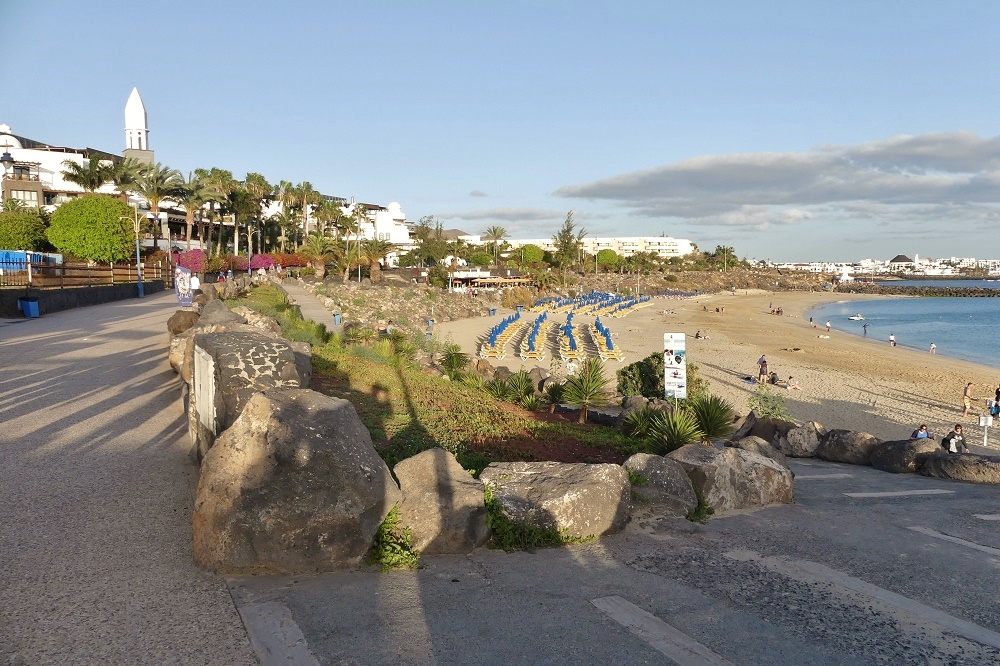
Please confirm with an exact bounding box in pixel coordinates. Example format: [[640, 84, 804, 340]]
[[943, 424, 968, 454], [929, 343, 936, 354], [809, 316, 816, 328], [863, 322, 869, 336], [962, 382, 975, 416], [825, 320, 831, 332], [757, 355, 768, 384], [787, 376, 802, 390], [995, 384, 1000, 403], [889, 333, 896, 347], [910, 424, 930, 439]]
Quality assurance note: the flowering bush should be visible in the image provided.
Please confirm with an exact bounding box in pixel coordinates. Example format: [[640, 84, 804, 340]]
[[230, 255, 249, 271], [250, 254, 275, 270], [174, 249, 208, 274], [269, 252, 308, 268]]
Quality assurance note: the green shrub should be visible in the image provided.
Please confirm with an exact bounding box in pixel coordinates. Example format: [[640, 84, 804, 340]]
[[616, 353, 707, 402], [623, 406, 660, 439], [507, 370, 534, 401], [46, 195, 135, 262], [0, 203, 48, 251], [542, 381, 565, 413], [369, 506, 419, 571], [519, 394, 541, 411], [687, 395, 736, 441], [748, 385, 791, 420], [484, 377, 512, 400], [648, 410, 705, 454], [440, 343, 471, 380], [564, 358, 610, 423]]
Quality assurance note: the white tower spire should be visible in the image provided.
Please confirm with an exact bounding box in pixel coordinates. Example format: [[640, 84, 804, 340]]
[[124, 87, 149, 151]]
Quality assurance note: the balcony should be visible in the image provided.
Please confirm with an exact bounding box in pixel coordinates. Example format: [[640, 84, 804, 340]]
[[2, 172, 40, 182]]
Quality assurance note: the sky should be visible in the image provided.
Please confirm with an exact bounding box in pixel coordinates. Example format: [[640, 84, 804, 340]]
[[4, 1, 1000, 262]]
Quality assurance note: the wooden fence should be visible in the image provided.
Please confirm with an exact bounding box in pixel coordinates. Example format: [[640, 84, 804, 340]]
[[0, 260, 171, 289]]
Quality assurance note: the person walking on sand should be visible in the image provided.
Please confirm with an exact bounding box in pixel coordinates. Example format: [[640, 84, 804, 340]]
[[889, 333, 896, 347], [757, 355, 769, 384], [929, 343, 936, 354], [825, 320, 831, 332], [962, 382, 975, 416]]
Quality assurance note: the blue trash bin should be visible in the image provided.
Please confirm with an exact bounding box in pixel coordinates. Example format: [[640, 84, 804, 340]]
[[516, 305, 523, 313], [425, 331, 433, 340], [427, 318, 435, 327], [489, 308, 497, 316], [334, 313, 342, 325], [19, 297, 40, 318]]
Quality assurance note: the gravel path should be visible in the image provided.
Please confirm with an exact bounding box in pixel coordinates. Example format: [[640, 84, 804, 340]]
[[0, 292, 255, 664]]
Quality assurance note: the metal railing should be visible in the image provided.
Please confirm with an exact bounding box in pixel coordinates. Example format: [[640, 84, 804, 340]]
[[0, 260, 171, 289]]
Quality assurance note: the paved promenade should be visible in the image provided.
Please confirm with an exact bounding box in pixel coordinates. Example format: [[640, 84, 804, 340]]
[[0, 293, 255, 664], [276, 278, 339, 331]]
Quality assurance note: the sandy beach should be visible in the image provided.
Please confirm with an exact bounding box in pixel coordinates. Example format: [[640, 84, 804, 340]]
[[433, 289, 1000, 444]]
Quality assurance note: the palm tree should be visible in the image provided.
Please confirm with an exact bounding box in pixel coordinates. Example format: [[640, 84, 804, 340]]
[[175, 172, 212, 251], [563, 357, 610, 423], [243, 172, 272, 255], [297, 182, 321, 237], [350, 204, 370, 281], [312, 199, 341, 237], [362, 237, 395, 283], [61, 155, 113, 192], [339, 212, 361, 282], [300, 232, 338, 280], [270, 210, 299, 253], [136, 162, 182, 250], [275, 180, 301, 247], [108, 158, 146, 200], [196, 168, 236, 255], [483, 225, 508, 266]]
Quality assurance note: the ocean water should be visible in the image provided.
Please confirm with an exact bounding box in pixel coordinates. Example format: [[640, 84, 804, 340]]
[[807, 289, 1000, 369]]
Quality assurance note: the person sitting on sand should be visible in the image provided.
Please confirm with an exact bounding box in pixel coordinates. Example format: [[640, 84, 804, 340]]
[[910, 424, 930, 439], [786, 376, 802, 390]]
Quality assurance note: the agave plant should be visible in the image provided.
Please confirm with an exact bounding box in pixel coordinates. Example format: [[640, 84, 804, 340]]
[[357, 328, 378, 346], [370, 338, 394, 360], [507, 370, 534, 402], [542, 381, 565, 413], [648, 409, 705, 454], [460, 373, 487, 391], [484, 377, 511, 401], [623, 405, 662, 440], [440, 343, 471, 380], [391, 340, 418, 364], [519, 394, 541, 411], [687, 395, 736, 443], [563, 357, 610, 423]]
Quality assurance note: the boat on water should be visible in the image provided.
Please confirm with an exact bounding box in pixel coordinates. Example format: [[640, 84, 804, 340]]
[[848, 313, 865, 321]]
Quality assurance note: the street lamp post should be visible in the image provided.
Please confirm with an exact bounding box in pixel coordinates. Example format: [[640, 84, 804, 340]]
[[121, 205, 145, 298]]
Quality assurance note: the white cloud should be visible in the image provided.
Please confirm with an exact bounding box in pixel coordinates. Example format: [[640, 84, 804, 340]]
[[556, 132, 1000, 225]]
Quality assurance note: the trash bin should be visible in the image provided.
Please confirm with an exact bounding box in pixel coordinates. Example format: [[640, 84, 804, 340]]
[[516, 305, 523, 313], [18, 297, 40, 318], [425, 331, 433, 340], [427, 319, 435, 327], [489, 308, 497, 316], [334, 313, 342, 325]]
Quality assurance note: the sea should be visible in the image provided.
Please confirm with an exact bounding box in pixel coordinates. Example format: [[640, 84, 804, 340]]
[[806, 280, 1000, 369]]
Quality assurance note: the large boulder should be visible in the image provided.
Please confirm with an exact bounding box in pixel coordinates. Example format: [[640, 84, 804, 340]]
[[870, 438, 943, 474], [621, 395, 649, 417], [776, 421, 826, 458], [667, 445, 794, 511], [623, 454, 697, 516], [479, 462, 630, 539], [744, 415, 797, 445], [167, 309, 200, 335], [188, 331, 308, 461], [198, 298, 245, 326], [394, 449, 490, 554], [726, 436, 789, 469], [527, 366, 549, 395], [816, 429, 879, 466], [231, 305, 283, 336], [192, 389, 400, 574], [919, 454, 1000, 484]]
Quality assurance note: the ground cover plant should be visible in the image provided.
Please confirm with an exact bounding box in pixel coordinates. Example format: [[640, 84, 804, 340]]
[[232, 286, 641, 473]]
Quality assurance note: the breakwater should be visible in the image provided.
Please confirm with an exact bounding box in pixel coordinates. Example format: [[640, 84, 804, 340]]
[[836, 284, 1000, 297]]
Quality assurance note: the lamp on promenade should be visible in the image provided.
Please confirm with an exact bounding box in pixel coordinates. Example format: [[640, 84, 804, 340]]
[[121, 205, 146, 298]]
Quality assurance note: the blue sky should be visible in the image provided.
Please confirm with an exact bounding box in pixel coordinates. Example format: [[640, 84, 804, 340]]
[[4, 1, 1000, 261]]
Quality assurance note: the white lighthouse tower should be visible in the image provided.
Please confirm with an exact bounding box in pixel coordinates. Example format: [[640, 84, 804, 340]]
[[123, 87, 154, 164]]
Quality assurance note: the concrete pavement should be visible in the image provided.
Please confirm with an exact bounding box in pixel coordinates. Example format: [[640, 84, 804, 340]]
[[0, 292, 256, 664], [275, 279, 339, 331]]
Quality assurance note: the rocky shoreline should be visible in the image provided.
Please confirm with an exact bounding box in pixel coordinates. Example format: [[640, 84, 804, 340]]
[[836, 283, 1000, 297]]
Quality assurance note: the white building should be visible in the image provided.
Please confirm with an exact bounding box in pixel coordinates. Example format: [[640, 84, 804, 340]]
[[504, 235, 695, 259]]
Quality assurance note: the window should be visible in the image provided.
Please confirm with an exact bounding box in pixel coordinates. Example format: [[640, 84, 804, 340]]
[[13, 165, 34, 181], [10, 190, 39, 206]]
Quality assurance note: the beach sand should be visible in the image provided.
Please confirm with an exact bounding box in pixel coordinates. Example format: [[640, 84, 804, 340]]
[[433, 290, 1000, 443]]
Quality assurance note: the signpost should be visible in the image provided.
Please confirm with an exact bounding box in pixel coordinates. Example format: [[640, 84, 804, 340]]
[[663, 333, 687, 399], [981, 408, 995, 449]]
